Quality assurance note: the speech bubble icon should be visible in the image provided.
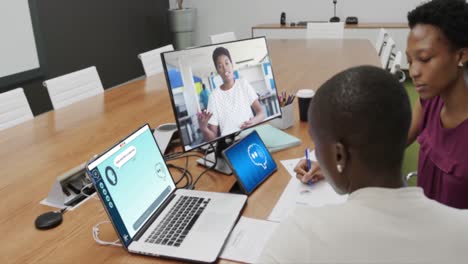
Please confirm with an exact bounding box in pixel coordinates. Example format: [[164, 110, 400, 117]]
[[114, 146, 137, 169], [247, 143, 267, 169]]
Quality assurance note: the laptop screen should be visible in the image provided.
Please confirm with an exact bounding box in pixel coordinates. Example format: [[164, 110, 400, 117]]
[[87, 124, 176, 247], [223, 130, 277, 194]]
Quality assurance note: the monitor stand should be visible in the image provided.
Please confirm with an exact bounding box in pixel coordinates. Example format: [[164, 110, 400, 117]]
[[196, 153, 232, 175], [196, 135, 235, 175], [153, 123, 178, 155], [229, 181, 244, 194]]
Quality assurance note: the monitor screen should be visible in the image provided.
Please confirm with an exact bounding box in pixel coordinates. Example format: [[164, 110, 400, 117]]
[[161, 37, 281, 152]]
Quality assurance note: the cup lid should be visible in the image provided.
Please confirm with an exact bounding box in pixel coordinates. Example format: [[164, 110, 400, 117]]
[[296, 89, 315, 98]]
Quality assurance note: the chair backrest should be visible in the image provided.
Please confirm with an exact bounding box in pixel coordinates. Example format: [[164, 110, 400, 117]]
[[0, 88, 34, 131], [306, 22, 344, 39], [375, 28, 388, 56], [390, 51, 402, 74], [43, 66, 104, 110], [138, 44, 174, 77], [380, 37, 396, 69], [390, 51, 406, 82], [210, 32, 237, 44]]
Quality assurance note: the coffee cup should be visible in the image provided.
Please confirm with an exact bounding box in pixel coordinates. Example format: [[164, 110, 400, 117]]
[[296, 89, 315, 122]]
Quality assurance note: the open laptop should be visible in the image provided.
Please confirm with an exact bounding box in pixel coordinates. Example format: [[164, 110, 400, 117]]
[[86, 124, 247, 263]]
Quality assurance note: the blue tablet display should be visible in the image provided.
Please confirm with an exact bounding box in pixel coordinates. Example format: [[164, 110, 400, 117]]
[[223, 130, 277, 194]]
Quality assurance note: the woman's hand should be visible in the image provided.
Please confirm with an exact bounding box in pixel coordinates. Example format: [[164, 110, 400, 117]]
[[293, 159, 324, 185], [240, 117, 255, 129], [197, 110, 213, 129]]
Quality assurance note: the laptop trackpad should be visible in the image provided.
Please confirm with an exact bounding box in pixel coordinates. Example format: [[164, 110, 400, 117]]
[[197, 212, 229, 233]]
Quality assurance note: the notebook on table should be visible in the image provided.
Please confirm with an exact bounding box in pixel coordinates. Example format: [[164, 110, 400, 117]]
[[240, 124, 301, 152], [86, 124, 247, 263]]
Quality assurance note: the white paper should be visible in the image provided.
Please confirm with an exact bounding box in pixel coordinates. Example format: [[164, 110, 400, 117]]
[[279, 151, 316, 178], [280, 157, 303, 178], [268, 156, 348, 222], [220, 217, 279, 263]]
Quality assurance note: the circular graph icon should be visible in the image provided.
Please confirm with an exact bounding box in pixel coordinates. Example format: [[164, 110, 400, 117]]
[[155, 162, 167, 180], [105, 166, 118, 186]]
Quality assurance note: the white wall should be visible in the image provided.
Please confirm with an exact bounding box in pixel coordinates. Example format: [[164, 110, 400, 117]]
[[343, 0, 424, 23], [0, 0, 40, 78], [170, 0, 424, 46]]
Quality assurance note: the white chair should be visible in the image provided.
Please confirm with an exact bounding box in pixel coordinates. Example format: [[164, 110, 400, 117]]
[[390, 51, 406, 82], [138, 44, 174, 77], [0, 88, 34, 131], [43, 66, 104, 110], [210, 32, 237, 44], [380, 37, 396, 69], [375, 28, 388, 56], [306, 22, 344, 39]]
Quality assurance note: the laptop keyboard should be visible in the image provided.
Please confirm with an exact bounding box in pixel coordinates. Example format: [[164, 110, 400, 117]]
[[145, 196, 211, 247]]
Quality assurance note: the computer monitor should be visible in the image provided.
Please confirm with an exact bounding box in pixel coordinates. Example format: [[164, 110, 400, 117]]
[[161, 37, 281, 174]]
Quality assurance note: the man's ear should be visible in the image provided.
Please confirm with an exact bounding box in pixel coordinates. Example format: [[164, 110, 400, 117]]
[[458, 47, 468, 65], [335, 142, 347, 174], [335, 141, 351, 192]]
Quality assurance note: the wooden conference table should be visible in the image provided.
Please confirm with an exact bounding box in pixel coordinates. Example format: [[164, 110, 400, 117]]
[[0, 39, 379, 263]]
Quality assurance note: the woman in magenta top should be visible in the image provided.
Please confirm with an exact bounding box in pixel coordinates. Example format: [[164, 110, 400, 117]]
[[406, 0, 468, 209], [293, 0, 468, 209]]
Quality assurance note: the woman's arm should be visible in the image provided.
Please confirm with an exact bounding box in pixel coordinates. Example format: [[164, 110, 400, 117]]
[[197, 111, 219, 141], [201, 124, 219, 142], [407, 99, 422, 146], [240, 99, 265, 129], [251, 99, 266, 122]]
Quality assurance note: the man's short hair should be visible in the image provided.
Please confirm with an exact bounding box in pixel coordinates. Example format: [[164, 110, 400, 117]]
[[309, 65, 411, 171]]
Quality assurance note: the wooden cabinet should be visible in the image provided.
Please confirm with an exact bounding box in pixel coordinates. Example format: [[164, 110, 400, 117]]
[[252, 23, 409, 69]]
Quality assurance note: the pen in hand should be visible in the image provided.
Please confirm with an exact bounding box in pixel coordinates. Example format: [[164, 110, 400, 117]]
[[305, 148, 313, 186]]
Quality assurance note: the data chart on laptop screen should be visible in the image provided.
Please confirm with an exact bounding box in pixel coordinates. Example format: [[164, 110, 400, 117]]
[[89, 125, 175, 238]]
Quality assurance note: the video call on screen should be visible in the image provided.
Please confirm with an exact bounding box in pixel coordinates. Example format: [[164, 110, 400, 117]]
[[162, 38, 282, 151]]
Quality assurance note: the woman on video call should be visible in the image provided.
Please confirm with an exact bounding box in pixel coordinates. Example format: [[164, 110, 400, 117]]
[[197, 47, 265, 141]]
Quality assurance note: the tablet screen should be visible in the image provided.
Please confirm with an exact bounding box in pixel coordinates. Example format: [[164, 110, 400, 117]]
[[223, 130, 277, 194]]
